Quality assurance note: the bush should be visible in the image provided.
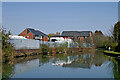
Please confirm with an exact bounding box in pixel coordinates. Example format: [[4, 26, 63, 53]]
[[55, 44, 66, 54], [103, 40, 118, 51], [65, 42, 68, 47], [39, 44, 49, 55], [2, 31, 14, 63], [111, 42, 118, 51], [48, 47, 53, 55]]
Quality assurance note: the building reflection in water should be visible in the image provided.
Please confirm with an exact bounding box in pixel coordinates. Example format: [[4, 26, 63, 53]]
[[51, 50, 110, 69]]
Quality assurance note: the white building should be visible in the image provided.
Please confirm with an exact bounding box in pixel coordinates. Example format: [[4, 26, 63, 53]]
[[50, 35, 73, 43], [9, 35, 27, 39]]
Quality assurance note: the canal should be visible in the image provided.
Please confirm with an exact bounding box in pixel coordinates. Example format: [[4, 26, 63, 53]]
[[2, 49, 120, 79]]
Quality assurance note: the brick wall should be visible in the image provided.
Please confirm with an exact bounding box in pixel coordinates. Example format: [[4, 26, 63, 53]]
[[19, 28, 34, 39], [89, 32, 92, 40], [19, 28, 27, 37], [27, 32, 34, 39], [19, 28, 48, 41], [42, 36, 48, 41]]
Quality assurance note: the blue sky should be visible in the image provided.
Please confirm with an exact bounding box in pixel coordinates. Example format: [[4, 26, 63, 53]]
[[2, 2, 118, 35], [2, 0, 120, 2]]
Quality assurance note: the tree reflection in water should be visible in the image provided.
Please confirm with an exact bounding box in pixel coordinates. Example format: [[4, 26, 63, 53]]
[[2, 63, 15, 79], [113, 58, 120, 79]]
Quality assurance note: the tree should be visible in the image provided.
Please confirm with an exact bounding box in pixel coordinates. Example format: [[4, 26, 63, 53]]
[[114, 21, 120, 52], [113, 22, 120, 42], [8, 30, 11, 35], [2, 27, 14, 62], [93, 31, 106, 48], [47, 33, 55, 41]]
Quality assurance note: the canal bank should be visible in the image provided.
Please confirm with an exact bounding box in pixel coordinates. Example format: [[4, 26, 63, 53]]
[[2, 46, 94, 64], [14, 47, 93, 57]]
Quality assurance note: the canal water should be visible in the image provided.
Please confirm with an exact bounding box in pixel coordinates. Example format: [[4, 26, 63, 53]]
[[2, 49, 120, 79]]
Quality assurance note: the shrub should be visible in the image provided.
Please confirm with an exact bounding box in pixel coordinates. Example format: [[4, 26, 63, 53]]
[[55, 44, 66, 54], [65, 42, 68, 47], [111, 42, 118, 51], [39, 44, 49, 55], [48, 47, 53, 55], [2, 31, 14, 63]]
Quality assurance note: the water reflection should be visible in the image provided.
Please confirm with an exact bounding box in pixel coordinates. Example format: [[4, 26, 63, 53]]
[[52, 54, 93, 69], [113, 58, 120, 79], [2, 63, 15, 79], [2, 49, 120, 79], [51, 50, 110, 69]]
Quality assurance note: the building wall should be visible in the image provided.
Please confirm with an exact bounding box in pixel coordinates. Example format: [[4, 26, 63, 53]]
[[19, 28, 34, 39], [90, 32, 93, 44], [45, 37, 48, 41], [19, 28, 48, 41], [27, 32, 34, 39], [42, 36, 48, 41], [89, 32, 92, 40], [19, 28, 27, 37], [63, 36, 90, 42]]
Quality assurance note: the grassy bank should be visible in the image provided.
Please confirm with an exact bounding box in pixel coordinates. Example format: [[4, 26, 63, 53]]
[[104, 51, 120, 54], [104, 51, 120, 57]]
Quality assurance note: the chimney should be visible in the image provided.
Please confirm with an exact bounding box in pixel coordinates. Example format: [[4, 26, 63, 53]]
[[56, 32, 58, 35], [58, 32, 60, 35]]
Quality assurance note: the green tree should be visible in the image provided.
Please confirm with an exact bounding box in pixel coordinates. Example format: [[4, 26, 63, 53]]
[[113, 22, 120, 42], [47, 33, 55, 41], [2, 63, 15, 79], [114, 22, 120, 52], [2, 28, 14, 62], [93, 32, 106, 48]]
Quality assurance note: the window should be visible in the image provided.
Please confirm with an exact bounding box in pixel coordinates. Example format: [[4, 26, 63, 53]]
[[51, 39, 57, 42]]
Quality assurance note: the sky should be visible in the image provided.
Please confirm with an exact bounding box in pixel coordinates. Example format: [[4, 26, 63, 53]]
[[0, 1, 2, 25], [2, 2, 118, 35], [2, 0, 120, 2]]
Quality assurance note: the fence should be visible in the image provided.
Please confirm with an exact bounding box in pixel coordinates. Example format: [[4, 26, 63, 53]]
[[10, 39, 93, 50], [10, 39, 40, 50], [10, 39, 71, 50]]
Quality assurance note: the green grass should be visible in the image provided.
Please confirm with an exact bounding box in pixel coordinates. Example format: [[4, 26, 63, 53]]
[[104, 50, 120, 54]]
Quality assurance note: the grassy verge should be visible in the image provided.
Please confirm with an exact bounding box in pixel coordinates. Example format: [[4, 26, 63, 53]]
[[104, 51, 120, 54], [104, 50, 120, 58]]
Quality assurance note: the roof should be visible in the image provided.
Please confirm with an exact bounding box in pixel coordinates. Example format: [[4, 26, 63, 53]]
[[27, 28, 48, 37], [51, 35, 66, 37], [61, 31, 92, 37]]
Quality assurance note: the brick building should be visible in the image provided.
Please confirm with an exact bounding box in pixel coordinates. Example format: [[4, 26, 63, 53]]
[[61, 31, 92, 42], [19, 28, 48, 41]]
